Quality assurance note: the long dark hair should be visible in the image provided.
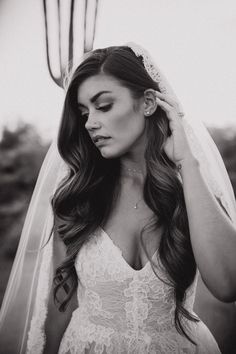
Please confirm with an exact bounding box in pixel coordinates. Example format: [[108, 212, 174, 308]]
[[51, 45, 198, 342]]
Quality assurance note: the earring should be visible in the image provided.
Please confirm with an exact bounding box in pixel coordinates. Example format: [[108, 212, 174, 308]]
[[145, 111, 151, 116]]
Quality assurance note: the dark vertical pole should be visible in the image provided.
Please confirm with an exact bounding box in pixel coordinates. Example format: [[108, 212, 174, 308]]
[[42, 0, 100, 88]]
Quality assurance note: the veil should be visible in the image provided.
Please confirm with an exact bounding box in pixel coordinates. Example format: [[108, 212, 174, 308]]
[[0, 43, 235, 354], [0, 139, 69, 353]]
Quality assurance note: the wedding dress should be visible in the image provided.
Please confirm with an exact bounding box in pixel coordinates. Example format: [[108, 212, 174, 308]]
[[1, 42, 235, 354], [27, 227, 221, 354]]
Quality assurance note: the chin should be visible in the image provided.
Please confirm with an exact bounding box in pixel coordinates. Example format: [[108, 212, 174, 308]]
[[98, 146, 123, 159]]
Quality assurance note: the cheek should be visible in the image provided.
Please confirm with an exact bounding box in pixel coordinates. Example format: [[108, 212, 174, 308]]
[[108, 115, 146, 155], [119, 116, 146, 146], [97, 105, 146, 158], [111, 105, 145, 137], [98, 121, 146, 159]]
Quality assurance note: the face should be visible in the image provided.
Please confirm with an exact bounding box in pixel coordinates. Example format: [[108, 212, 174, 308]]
[[77, 73, 147, 159]]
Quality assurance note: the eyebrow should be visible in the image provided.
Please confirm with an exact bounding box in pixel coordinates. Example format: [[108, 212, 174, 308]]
[[78, 90, 112, 108]]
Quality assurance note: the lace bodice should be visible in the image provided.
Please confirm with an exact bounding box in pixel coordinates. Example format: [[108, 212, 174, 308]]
[[57, 228, 220, 354], [27, 227, 221, 354]]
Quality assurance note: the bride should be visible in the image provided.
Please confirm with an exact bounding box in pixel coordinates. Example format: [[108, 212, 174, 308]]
[[1, 43, 236, 354]]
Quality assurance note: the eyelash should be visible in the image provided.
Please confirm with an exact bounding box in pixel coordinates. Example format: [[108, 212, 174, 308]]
[[81, 104, 112, 119], [98, 104, 112, 112]]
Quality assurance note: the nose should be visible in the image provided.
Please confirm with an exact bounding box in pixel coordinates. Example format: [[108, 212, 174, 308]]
[[84, 111, 101, 131]]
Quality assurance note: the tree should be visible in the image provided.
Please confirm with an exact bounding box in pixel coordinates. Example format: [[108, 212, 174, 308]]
[[0, 123, 49, 305], [0, 123, 49, 257]]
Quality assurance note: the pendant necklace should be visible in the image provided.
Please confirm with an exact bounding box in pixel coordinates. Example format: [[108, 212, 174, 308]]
[[122, 166, 144, 210], [134, 198, 143, 209]]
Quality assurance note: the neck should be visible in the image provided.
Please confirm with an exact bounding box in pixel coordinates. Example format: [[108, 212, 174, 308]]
[[120, 158, 146, 182], [120, 129, 147, 180]]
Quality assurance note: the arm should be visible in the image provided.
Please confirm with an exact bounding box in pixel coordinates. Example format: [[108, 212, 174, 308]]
[[180, 155, 236, 301], [154, 91, 236, 301], [43, 226, 78, 354], [194, 275, 236, 353]]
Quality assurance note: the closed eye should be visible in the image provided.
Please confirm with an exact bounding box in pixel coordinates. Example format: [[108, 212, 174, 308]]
[[97, 104, 112, 112], [81, 112, 89, 120], [80, 104, 112, 120]]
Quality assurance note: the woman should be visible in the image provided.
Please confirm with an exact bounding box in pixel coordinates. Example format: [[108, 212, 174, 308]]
[[1, 43, 236, 354]]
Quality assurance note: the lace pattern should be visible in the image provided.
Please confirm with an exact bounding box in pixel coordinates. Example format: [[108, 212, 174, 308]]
[[127, 42, 168, 94], [26, 237, 53, 354], [126, 42, 184, 111], [57, 228, 221, 354], [25, 226, 220, 354]]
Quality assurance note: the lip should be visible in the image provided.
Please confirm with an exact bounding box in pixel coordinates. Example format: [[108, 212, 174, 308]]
[[92, 135, 111, 146]]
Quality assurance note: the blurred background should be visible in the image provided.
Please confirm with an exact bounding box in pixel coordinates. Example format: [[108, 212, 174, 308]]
[[0, 0, 236, 352]]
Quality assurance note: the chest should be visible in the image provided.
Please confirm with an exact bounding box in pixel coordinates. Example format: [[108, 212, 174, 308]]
[[102, 190, 162, 271]]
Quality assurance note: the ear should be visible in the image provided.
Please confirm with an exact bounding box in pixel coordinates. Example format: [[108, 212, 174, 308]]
[[143, 89, 158, 117]]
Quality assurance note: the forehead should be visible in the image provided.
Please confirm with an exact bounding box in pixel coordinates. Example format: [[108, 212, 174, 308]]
[[77, 74, 125, 103]]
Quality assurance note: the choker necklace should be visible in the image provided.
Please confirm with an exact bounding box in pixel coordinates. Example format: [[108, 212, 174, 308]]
[[123, 166, 142, 174]]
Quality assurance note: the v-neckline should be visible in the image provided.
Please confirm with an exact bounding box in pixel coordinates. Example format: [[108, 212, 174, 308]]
[[99, 227, 158, 273]]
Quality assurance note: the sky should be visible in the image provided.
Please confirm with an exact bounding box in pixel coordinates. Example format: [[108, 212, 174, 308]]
[[0, 0, 236, 141]]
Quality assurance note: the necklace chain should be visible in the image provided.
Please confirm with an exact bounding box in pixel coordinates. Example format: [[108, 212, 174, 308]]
[[122, 166, 143, 209], [134, 198, 143, 209]]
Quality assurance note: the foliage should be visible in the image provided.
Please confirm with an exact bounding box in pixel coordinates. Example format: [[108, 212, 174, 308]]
[[0, 123, 49, 258]]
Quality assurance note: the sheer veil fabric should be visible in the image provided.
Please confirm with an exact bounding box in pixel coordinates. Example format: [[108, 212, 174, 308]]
[[0, 140, 69, 353], [0, 43, 235, 353]]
